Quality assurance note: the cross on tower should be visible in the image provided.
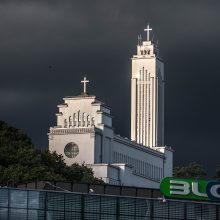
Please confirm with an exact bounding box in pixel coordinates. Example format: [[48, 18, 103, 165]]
[[81, 76, 89, 93], [144, 24, 152, 41]]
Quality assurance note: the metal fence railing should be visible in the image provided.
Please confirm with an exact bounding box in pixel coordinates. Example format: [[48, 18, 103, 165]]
[[0, 187, 220, 219], [17, 180, 162, 199]]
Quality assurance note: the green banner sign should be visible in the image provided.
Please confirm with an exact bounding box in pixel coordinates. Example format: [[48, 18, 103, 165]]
[[160, 177, 209, 201]]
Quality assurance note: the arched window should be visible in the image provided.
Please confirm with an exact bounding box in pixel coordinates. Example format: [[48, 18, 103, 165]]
[[78, 111, 81, 127], [91, 117, 95, 126], [82, 113, 86, 127], [64, 119, 67, 128], [140, 161, 142, 174], [73, 113, 76, 126], [144, 162, 147, 176], [87, 115, 91, 126], [153, 165, 155, 179], [69, 116, 72, 127]]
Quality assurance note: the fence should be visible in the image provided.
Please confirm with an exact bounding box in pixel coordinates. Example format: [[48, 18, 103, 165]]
[[17, 181, 162, 198], [0, 188, 219, 219]]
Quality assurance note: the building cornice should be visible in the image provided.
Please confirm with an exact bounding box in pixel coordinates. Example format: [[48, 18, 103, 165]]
[[64, 95, 96, 100], [114, 135, 165, 158], [48, 127, 95, 135], [96, 110, 113, 118], [57, 104, 68, 108], [155, 146, 174, 152], [132, 172, 160, 183]]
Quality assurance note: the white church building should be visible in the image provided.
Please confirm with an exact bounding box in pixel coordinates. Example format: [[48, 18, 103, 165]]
[[48, 25, 173, 189]]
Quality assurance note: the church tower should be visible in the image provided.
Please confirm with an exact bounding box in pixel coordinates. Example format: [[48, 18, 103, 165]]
[[48, 25, 173, 187], [131, 25, 164, 147]]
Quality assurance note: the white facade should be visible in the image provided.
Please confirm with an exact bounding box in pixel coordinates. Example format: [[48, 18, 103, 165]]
[[131, 25, 164, 147], [48, 26, 173, 188], [48, 95, 172, 188]]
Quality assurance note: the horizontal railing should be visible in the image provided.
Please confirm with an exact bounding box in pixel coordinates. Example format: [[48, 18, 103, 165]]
[[0, 187, 220, 220]]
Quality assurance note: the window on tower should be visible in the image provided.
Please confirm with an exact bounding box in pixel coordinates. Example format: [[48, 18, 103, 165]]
[[87, 115, 91, 126], [69, 116, 72, 127], [82, 113, 86, 127], [91, 117, 95, 126], [64, 142, 79, 158], [64, 119, 67, 128], [73, 113, 76, 126]]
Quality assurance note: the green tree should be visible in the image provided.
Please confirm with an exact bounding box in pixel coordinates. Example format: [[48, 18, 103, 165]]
[[62, 163, 103, 184], [0, 121, 103, 185], [173, 162, 206, 179], [214, 166, 220, 180], [0, 121, 33, 166]]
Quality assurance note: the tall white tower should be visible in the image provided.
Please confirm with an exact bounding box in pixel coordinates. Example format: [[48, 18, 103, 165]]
[[131, 25, 164, 147]]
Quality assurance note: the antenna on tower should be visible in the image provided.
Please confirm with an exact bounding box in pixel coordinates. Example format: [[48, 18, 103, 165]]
[[152, 33, 155, 43], [138, 34, 142, 45]]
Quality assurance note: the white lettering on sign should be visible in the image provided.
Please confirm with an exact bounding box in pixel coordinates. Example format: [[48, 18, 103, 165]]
[[170, 180, 190, 195], [210, 184, 220, 199], [192, 182, 207, 197]]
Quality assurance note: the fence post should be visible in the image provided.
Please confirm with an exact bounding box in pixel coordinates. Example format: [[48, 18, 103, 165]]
[[44, 192, 47, 220], [7, 189, 10, 220], [116, 197, 120, 220], [81, 194, 85, 220], [134, 198, 137, 220], [64, 193, 66, 220], [99, 196, 102, 220], [150, 199, 154, 220], [168, 201, 170, 219], [184, 202, 187, 220]]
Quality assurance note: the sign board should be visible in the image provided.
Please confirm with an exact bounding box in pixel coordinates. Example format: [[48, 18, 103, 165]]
[[160, 177, 220, 202]]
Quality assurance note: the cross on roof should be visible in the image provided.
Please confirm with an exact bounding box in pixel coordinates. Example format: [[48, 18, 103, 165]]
[[144, 24, 152, 41], [81, 76, 89, 93]]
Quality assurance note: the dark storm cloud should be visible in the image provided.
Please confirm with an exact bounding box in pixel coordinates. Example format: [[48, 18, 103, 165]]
[[1, 0, 220, 176]]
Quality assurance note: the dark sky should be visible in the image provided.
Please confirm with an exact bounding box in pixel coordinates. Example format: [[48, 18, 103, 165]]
[[1, 0, 220, 177]]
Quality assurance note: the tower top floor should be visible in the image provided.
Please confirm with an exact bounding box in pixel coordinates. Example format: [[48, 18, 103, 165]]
[[133, 25, 160, 59]]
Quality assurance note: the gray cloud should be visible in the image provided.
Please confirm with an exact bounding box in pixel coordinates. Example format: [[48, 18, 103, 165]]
[[0, 0, 220, 176]]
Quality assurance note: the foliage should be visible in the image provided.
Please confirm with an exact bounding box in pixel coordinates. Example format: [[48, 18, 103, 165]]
[[214, 166, 220, 180], [63, 163, 103, 184], [173, 162, 206, 179], [0, 121, 104, 185]]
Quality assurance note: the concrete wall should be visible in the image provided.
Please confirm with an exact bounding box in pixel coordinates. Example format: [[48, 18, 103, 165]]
[[90, 163, 160, 189], [48, 94, 173, 189], [113, 136, 164, 183], [156, 147, 173, 177], [49, 129, 95, 166]]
